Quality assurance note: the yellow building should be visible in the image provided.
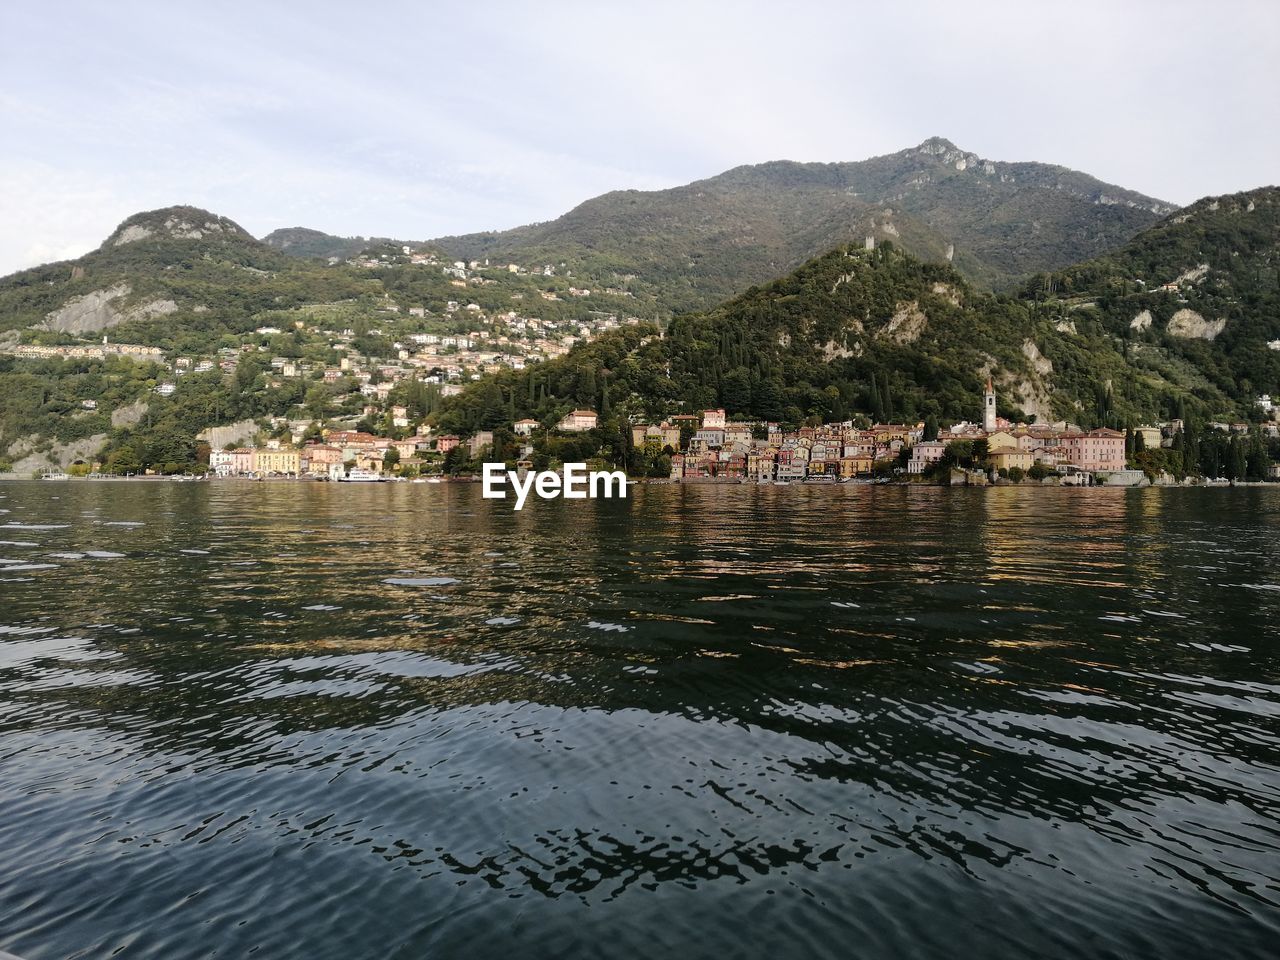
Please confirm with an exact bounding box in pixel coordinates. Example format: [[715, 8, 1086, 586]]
[[252, 447, 301, 475], [839, 455, 874, 477], [1135, 425, 1162, 449], [986, 430, 1018, 450], [988, 446, 1034, 472]]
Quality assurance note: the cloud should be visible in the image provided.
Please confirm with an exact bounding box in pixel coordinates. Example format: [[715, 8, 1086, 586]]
[[1, 0, 1277, 276]]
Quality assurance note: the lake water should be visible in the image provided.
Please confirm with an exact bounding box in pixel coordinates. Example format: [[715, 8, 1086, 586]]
[[1, 481, 1278, 959]]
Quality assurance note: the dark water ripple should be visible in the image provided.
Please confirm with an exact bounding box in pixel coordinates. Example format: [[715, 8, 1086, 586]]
[[1, 482, 1279, 958]]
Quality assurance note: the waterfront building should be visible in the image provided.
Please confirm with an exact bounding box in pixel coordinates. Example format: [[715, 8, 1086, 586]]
[[989, 446, 1034, 473], [1060, 428, 1126, 472], [304, 444, 344, 476], [908, 440, 946, 474], [210, 448, 254, 476], [252, 447, 301, 476]]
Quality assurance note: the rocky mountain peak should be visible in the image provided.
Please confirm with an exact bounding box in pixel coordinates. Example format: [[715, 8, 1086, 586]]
[[103, 206, 255, 248]]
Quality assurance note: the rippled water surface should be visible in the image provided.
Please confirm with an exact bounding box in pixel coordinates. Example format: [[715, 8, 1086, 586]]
[[2, 481, 1279, 959]]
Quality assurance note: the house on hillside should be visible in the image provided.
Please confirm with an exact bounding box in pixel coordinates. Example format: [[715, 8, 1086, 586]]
[[557, 409, 598, 432]]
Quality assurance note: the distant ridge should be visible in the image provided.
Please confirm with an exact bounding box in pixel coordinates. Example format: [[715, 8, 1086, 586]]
[[262, 227, 380, 261], [421, 137, 1174, 306]]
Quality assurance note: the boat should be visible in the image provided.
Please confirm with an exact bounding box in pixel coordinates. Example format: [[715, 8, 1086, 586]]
[[338, 468, 384, 483], [39, 470, 71, 481]]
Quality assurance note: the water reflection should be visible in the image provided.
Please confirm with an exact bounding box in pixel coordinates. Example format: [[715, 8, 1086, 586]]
[[1, 481, 1279, 960]]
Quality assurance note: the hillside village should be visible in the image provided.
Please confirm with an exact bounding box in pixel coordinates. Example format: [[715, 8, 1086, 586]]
[[1, 183, 1277, 482], [4, 258, 645, 393], [193, 372, 1278, 486]]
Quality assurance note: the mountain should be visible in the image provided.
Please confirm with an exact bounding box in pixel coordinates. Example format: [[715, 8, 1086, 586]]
[[0, 206, 381, 472], [433, 235, 1240, 443], [429, 137, 1174, 308], [262, 227, 384, 261], [3, 182, 1273, 477], [1025, 185, 1280, 409], [0, 205, 666, 473], [0, 206, 322, 337], [0, 206, 400, 344]]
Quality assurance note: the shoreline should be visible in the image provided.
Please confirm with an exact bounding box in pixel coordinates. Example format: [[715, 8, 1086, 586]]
[[2, 473, 1276, 489]]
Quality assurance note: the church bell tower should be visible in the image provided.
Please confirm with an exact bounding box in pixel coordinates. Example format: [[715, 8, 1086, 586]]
[[983, 376, 997, 432]]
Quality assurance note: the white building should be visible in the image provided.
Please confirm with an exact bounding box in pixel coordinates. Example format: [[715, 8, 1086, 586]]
[[557, 409, 598, 432], [908, 440, 946, 474]]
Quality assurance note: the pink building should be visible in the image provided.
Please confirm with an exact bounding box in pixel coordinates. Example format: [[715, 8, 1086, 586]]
[[303, 444, 344, 473], [302, 444, 344, 479], [210, 448, 254, 476], [1061, 429, 1126, 472], [907, 440, 946, 474]]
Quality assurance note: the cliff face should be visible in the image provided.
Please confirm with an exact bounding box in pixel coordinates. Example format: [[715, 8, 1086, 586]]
[[1032, 187, 1280, 405], [39, 283, 179, 334]]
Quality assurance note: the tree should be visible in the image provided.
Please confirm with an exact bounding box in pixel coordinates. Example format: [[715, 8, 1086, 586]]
[[442, 445, 470, 475], [868, 376, 884, 424], [1246, 432, 1270, 480], [721, 367, 752, 413], [1227, 438, 1247, 481]]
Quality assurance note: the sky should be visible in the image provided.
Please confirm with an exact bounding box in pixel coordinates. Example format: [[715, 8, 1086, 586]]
[[1, 0, 1277, 276]]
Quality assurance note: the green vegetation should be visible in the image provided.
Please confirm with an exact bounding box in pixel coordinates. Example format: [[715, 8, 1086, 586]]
[[0, 355, 162, 447], [434, 240, 1237, 446], [1024, 187, 1280, 414], [2, 180, 1277, 479], [261, 227, 373, 261], [432, 137, 1170, 305]]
